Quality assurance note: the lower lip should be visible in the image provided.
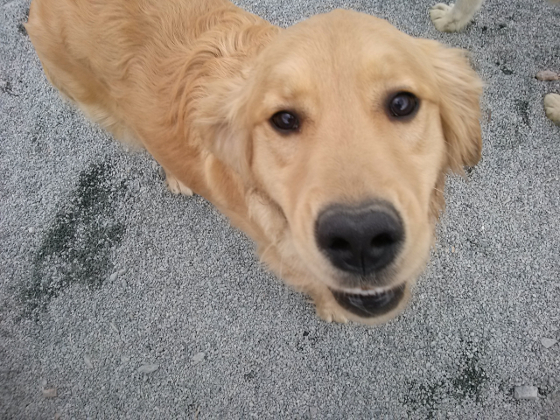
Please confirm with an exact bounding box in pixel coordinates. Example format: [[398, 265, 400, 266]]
[[330, 283, 406, 318]]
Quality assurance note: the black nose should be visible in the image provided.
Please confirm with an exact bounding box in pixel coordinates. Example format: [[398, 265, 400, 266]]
[[315, 202, 404, 276]]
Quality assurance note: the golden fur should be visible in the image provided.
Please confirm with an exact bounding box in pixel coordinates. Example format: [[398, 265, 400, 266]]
[[26, 0, 482, 324]]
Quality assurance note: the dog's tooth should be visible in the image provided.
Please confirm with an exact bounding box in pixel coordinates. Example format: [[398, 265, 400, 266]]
[[343, 288, 386, 297]]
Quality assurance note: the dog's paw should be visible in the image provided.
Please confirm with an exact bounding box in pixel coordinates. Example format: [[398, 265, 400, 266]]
[[313, 299, 349, 324], [544, 93, 560, 125], [430, 3, 468, 32], [165, 173, 194, 196], [305, 285, 349, 323]]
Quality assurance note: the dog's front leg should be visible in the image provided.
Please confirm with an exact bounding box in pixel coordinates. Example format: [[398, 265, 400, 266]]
[[163, 169, 194, 196]]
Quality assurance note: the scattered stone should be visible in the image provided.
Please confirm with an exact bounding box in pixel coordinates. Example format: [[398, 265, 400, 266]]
[[84, 355, 93, 369], [309, 406, 318, 418], [54, 412, 61, 420], [131, 180, 141, 192], [541, 338, 557, 349], [109, 272, 118, 281], [121, 355, 130, 364], [514, 385, 539, 400], [192, 352, 205, 365], [138, 364, 159, 374], [118, 269, 126, 276], [536, 70, 560, 81], [110, 322, 119, 334], [28, 227, 35, 233], [42, 388, 57, 398]]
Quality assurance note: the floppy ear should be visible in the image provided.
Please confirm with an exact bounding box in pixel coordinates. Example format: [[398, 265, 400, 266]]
[[419, 40, 483, 173], [194, 74, 254, 182]]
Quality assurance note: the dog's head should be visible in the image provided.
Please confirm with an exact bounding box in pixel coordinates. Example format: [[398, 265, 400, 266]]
[[198, 10, 482, 323]]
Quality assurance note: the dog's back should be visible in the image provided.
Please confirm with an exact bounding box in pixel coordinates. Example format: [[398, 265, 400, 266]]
[[25, 0, 238, 141]]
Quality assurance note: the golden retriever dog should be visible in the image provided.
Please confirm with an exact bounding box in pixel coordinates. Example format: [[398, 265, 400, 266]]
[[430, 0, 560, 125], [26, 0, 483, 324]]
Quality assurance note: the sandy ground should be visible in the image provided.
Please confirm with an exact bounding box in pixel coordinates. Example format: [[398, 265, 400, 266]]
[[1, 0, 559, 418]]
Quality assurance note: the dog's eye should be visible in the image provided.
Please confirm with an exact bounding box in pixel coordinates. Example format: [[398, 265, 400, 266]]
[[388, 92, 419, 118], [270, 111, 300, 132]]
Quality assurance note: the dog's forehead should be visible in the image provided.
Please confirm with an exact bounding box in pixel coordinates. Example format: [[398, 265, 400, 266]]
[[258, 10, 435, 101], [281, 10, 421, 62]]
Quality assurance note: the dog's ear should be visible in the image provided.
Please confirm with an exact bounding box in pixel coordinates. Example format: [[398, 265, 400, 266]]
[[418, 40, 483, 172], [194, 74, 254, 181]]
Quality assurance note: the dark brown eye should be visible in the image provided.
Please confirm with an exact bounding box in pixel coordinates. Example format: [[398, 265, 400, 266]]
[[270, 111, 300, 132], [388, 92, 419, 118]]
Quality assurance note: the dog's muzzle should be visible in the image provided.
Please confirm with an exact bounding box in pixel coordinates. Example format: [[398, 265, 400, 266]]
[[330, 283, 405, 318]]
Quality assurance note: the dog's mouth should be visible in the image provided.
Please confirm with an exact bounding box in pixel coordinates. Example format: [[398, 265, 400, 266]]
[[330, 283, 406, 318]]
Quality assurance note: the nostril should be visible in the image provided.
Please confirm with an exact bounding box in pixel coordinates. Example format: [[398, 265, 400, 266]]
[[329, 237, 351, 252], [370, 233, 395, 248]]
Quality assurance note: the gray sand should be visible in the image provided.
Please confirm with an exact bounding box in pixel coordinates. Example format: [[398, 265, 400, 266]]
[[1, 0, 559, 418]]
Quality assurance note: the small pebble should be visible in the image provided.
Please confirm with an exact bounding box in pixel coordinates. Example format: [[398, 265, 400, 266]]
[[28, 227, 35, 233], [541, 338, 557, 349], [118, 269, 126, 276], [110, 322, 119, 334], [121, 355, 130, 364], [192, 352, 205, 365], [138, 364, 159, 374], [109, 272, 118, 281], [536, 70, 560, 81], [84, 355, 93, 369], [43, 388, 57, 398], [514, 385, 538, 400]]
